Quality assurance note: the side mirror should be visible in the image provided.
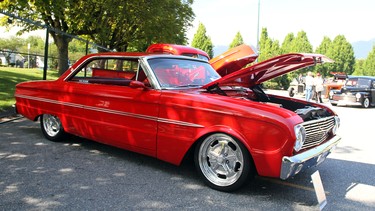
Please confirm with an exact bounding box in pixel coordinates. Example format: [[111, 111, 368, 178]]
[[129, 80, 147, 89]]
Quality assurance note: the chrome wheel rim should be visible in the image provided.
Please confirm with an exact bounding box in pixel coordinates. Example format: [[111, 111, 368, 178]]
[[364, 98, 370, 108], [198, 134, 244, 187], [42, 114, 62, 137]]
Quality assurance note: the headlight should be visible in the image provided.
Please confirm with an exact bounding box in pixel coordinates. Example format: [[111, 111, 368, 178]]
[[332, 116, 340, 135], [294, 124, 306, 152], [329, 91, 334, 97], [355, 93, 361, 99]]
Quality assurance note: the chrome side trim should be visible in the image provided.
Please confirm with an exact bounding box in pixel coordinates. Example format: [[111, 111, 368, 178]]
[[15, 94, 204, 128]]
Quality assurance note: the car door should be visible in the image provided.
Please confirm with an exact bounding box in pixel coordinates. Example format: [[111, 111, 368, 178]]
[[65, 57, 160, 157]]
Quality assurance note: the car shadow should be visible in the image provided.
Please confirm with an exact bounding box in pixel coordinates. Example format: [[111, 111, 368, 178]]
[[1, 119, 374, 210]]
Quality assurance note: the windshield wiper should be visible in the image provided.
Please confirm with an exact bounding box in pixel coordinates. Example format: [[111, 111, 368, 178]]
[[206, 83, 227, 96], [172, 84, 202, 88]]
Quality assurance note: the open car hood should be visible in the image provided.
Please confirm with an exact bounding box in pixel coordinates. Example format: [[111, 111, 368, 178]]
[[203, 53, 333, 89], [209, 44, 258, 76]]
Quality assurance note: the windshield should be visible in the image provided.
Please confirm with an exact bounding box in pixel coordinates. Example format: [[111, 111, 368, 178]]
[[346, 78, 371, 88], [148, 58, 220, 88]]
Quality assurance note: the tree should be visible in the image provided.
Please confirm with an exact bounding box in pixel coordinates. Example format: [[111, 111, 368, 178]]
[[280, 33, 295, 54], [0, 0, 195, 74], [281, 31, 314, 85], [83, 0, 194, 53], [258, 28, 280, 62], [258, 28, 289, 89], [229, 32, 244, 48], [353, 59, 366, 76], [315, 36, 332, 77], [0, 36, 25, 52], [191, 23, 214, 58], [326, 35, 355, 75], [361, 45, 375, 76], [281, 31, 312, 54], [293, 31, 313, 53]]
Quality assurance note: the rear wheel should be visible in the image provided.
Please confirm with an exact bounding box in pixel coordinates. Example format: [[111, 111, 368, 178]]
[[194, 133, 254, 192], [362, 98, 370, 108], [40, 114, 65, 141]]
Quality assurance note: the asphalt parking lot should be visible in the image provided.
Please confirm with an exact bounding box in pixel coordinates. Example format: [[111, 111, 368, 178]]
[[1, 100, 375, 210]]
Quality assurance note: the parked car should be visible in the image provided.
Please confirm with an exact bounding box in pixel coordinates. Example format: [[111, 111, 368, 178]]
[[287, 76, 305, 97], [323, 72, 347, 98], [329, 76, 375, 108], [15, 52, 340, 192]]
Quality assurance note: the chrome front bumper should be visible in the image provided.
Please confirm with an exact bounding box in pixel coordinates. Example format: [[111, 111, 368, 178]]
[[330, 95, 362, 106], [280, 135, 341, 180], [330, 99, 362, 106]]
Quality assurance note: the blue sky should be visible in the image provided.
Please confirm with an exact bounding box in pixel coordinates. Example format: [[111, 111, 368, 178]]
[[187, 0, 375, 49]]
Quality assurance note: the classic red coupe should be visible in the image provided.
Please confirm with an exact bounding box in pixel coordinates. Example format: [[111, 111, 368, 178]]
[[15, 51, 340, 191]]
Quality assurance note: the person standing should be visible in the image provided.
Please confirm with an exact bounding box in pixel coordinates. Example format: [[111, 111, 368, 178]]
[[305, 71, 314, 101], [314, 72, 324, 103]]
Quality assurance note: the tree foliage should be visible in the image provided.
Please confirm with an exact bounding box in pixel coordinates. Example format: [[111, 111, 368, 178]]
[[314, 37, 332, 76], [293, 31, 313, 53], [353, 46, 375, 76], [280, 33, 295, 54], [356, 46, 375, 76], [0, 0, 194, 75], [353, 59, 366, 76], [258, 28, 289, 89], [81, 0, 195, 52], [325, 35, 355, 75], [191, 23, 214, 58], [258, 28, 281, 61], [229, 32, 244, 48]]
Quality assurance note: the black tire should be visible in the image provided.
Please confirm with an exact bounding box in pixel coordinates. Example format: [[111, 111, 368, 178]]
[[362, 98, 370, 108], [40, 114, 66, 142], [194, 133, 254, 192], [331, 103, 337, 106], [288, 88, 295, 97]]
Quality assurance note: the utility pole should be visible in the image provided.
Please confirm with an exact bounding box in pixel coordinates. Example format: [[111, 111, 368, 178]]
[[27, 43, 30, 68], [256, 0, 261, 60]]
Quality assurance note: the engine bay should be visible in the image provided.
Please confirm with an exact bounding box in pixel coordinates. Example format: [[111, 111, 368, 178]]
[[294, 106, 331, 121], [205, 85, 333, 122]]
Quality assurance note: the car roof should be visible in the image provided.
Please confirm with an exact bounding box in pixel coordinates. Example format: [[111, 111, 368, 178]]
[[80, 52, 209, 62], [146, 43, 210, 59], [348, 76, 375, 80]]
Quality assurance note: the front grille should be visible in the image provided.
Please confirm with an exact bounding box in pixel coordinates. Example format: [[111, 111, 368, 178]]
[[301, 116, 335, 149]]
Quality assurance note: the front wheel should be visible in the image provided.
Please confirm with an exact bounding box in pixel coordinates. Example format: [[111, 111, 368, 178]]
[[40, 114, 66, 142], [362, 98, 370, 108], [194, 133, 254, 192]]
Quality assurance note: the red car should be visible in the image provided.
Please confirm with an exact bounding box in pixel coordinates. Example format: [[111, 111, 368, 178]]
[[15, 52, 340, 192]]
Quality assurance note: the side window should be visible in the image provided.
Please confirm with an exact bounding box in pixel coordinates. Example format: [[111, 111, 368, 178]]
[[69, 58, 140, 86]]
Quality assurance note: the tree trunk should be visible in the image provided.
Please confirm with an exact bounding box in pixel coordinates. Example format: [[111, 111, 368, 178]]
[[51, 33, 71, 75]]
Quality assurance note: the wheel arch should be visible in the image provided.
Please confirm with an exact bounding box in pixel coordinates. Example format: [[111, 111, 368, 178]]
[[181, 125, 257, 174]]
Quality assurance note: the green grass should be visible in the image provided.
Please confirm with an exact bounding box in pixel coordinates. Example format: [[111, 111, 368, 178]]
[[0, 67, 59, 112]]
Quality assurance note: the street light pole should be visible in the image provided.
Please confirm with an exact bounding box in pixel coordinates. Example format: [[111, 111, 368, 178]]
[[27, 43, 30, 68], [256, 0, 261, 58]]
